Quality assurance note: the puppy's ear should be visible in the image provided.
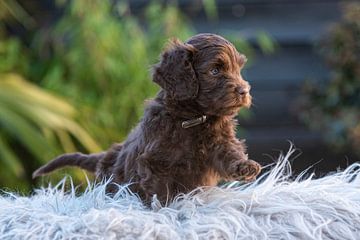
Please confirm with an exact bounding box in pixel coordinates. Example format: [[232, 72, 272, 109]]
[[152, 38, 198, 101]]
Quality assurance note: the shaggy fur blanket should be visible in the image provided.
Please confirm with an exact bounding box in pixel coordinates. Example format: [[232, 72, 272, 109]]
[[1, 149, 360, 240]]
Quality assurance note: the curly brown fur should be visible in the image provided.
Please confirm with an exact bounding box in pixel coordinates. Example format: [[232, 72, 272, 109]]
[[33, 33, 262, 205]]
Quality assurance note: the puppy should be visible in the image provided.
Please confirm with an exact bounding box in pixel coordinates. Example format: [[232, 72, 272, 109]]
[[33, 33, 261, 204]]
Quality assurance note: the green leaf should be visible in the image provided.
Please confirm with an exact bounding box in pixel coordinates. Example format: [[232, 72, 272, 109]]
[[0, 135, 24, 177], [202, 0, 218, 20], [0, 74, 102, 162], [256, 31, 277, 55], [0, 102, 56, 160]]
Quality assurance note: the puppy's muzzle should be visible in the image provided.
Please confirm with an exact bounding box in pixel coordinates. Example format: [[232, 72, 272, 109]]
[[235, 85, 252, 108], [235, 86, 250, 96]]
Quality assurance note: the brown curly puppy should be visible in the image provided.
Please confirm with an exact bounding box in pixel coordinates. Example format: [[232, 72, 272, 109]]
[[33, 33, 261, 205]]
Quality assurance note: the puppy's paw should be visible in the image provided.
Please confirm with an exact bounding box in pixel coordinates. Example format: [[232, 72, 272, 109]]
[[230, 160, 261, 182]]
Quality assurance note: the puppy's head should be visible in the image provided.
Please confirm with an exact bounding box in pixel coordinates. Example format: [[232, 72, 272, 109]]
[[152, 33, 251, 116]]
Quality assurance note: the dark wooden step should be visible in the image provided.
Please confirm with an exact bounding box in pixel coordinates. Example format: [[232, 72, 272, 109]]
[[244, 46, 330, 90], [190, 1, 342, 44]]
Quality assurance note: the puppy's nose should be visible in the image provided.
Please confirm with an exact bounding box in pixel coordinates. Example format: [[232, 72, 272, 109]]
[[235, 86, 249, 96]]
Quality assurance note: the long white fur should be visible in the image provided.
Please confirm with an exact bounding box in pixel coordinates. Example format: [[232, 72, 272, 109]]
[[1, 148, 360, 240]]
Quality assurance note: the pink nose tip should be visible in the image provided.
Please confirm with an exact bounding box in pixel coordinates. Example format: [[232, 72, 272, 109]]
[[235, 86, 249, 95]]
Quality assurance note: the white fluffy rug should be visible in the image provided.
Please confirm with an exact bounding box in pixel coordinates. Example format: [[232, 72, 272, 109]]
[[1, 149, 360, 240]]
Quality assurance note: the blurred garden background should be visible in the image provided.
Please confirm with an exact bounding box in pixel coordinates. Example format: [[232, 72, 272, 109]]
[[0, 0, 359, 192]]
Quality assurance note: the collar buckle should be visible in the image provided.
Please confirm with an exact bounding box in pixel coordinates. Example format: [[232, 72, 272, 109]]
[[181, 115, 207, 129]]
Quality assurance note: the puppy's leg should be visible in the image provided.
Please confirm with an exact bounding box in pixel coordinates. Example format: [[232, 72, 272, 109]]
[[94, 144, 126, 194], [136, 152, 174, 206], [211, 146, 261, 182], [137, 153, 157, 204], [228, 159, 261, 182], [96, 143, 123, 178]]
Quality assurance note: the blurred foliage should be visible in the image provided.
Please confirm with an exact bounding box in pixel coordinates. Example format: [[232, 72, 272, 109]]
[[0, 0, 274, 191], [0, 2, 101, 191], [33, 0, 193, 145], [299, 3, 360, 154], [202, 0, 218, 20], [255, 31, 278, 55], [0, 74, 101, 190], [0, 0, 35, 29]]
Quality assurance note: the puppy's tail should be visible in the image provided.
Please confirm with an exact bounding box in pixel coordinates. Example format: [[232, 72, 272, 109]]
[[32, 152, 105, 179]]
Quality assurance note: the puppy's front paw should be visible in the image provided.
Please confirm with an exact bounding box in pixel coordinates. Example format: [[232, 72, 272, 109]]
[[230, 160, 261, 182]]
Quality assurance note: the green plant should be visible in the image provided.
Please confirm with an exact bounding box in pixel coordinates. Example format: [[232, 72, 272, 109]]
[[0, 5, 101, 190], [298, 3, 360, 154], [30, 0, 194, 147], [0, 73, 101, 191]]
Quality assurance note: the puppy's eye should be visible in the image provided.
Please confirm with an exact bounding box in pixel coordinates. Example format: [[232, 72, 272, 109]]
[[210, 68, 219, 75]]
